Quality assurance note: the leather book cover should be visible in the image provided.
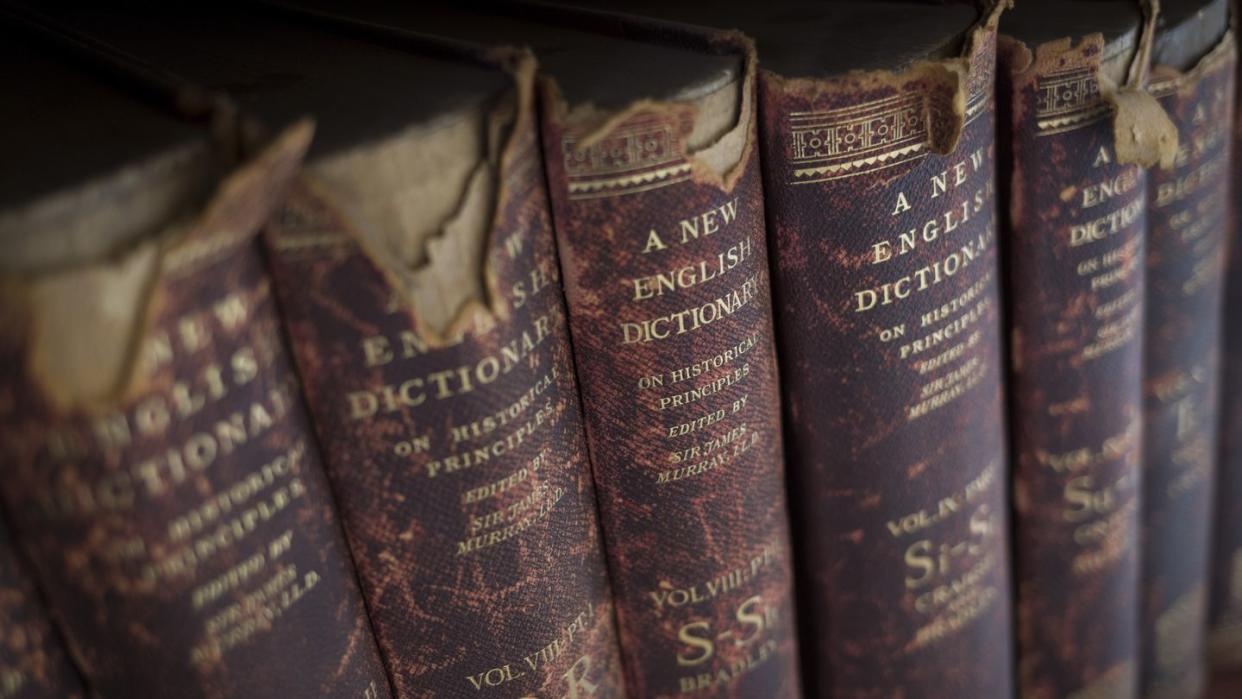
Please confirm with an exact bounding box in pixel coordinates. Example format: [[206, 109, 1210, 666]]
[[0, 515, 84, 699], [1141, 2, 1235, 697], [746, 3, 1014, 697], [261, 41, 627, 699], [533, 21, 800, 699], [557, 1, 1013, 694], [0, 19, 391, 695], [998, 2, 1177, 697], [1210, 0, 1242, 673]]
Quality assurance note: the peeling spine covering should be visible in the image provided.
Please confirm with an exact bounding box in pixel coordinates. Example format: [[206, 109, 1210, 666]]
[[757, 3, 1015, 697], [538, 28, 801, 698], [998, 2, 1177, 697], [262, 41, 627, 697], [0, 124, 394, 698]]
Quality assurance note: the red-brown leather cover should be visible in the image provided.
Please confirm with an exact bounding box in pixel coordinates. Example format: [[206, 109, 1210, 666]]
[[0, 516, 84, 699], [999, 19, 1157, 699], [1210, 2, 1242, 671], [757, 8, 1013, 698], [1141, 30, 1236, 699], [262, 53, 626, 697], [0, 126, 392, 698], [537, 32, 800, 699]]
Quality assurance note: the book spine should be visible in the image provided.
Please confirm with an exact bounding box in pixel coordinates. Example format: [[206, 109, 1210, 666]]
[[758, 10, 1013, 698], [0, 516, 84, 699], [262, 56, 626, 697], [537, 36, 800, 698], [998, 17, 1170, 697], [0, 126, 391, 699], [1142, 30, 1236, 699], [1210, 19, 1242, 670]]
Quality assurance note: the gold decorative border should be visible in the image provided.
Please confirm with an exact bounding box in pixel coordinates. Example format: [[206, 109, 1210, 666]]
[[786, 93, 930, 184], [1035, 66, 1111, 136], [562, 118, 690, 199]]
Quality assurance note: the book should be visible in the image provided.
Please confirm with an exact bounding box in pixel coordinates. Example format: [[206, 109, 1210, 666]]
[[25, 4, 631, 696], [0, 513, 83, 699], [0, 15, 391, 698], [1210, 0, 1242, 671], [563, 1, 1018, 695], [998, 1, 1178, 697], [1141, 1, 1235, 697], [747, 4, 1017, 697], [283, 3, 805, 695]]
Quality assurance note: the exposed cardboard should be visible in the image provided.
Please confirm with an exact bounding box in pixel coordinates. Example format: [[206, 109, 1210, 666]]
[[300, 49, 537, 345], [2, 121, 312, 412]]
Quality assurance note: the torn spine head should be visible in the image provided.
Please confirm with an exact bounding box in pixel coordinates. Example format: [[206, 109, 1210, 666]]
[[289, 45, 534, 348]]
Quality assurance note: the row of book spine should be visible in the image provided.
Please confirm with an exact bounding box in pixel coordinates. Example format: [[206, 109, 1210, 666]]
[[0, 0, 1240, 697]]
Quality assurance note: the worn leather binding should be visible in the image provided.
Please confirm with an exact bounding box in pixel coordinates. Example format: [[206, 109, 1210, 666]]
[[266, 105, 628, 698], [300, 4, 803, 694], [0, 15, 391, 697], [263, 34, 628, 699], [754, 4, 1016, 697], [579, 6, 1025, 699], [1210, 0, 1242, 672], [319, 4, 803, 695], [999, 2, 1178, 697], [1141, 2, 1236, 697], [0, 515, 84, 699], [540, 43, 800, 699]]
